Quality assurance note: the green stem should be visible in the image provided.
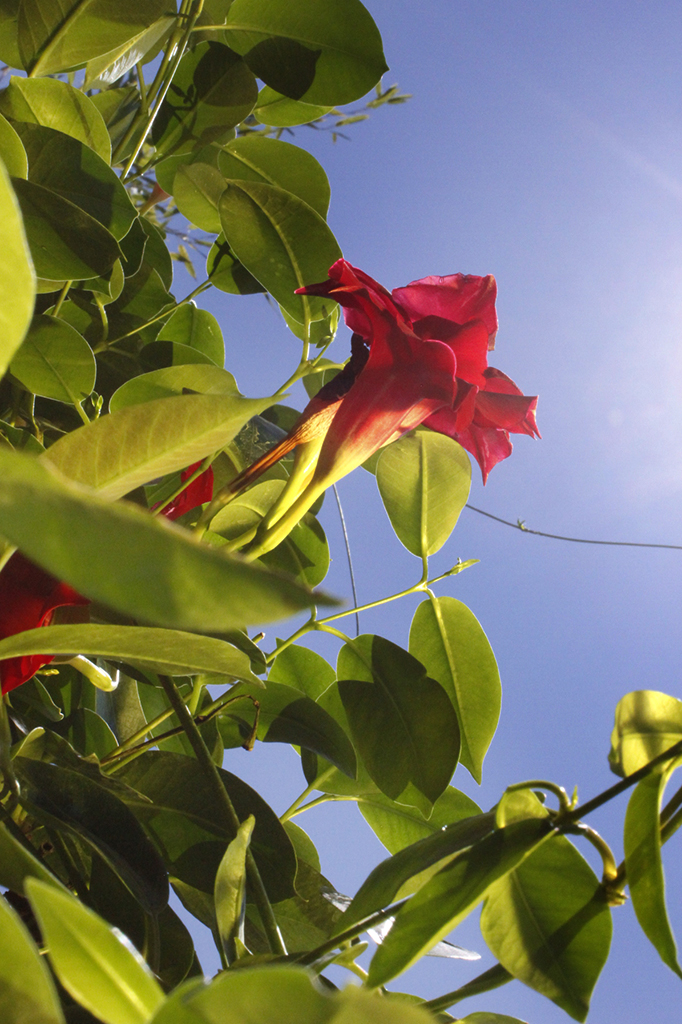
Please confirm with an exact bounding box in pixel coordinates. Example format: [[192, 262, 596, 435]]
[[52, 280, 72, 317], [422, 963, 513, 1014], [295, 901, 407, 967], [286, 794, 356, 819], [157, 675, 286, 956], [507, 779, 572, 814], [280, 766, 336, 822], [95, 279, 211, 351]]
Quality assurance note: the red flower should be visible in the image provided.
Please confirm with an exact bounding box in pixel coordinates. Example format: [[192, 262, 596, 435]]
[[0, 462, 214, 693], [227, 260, 538, 558]]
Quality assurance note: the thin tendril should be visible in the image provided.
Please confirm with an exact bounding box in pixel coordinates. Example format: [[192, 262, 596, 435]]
[[466, 504, 682, 551], [332, 483, 360, 636]]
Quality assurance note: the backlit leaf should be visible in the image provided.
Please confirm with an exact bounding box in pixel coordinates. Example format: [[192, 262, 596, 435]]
[[215, 815, 254, 962], [0, 892, 65, 1024], [254, 85, 332, 127], [0, 77, 111, 161], [409, 596, 501, 783], [10, 314, 96, 405], [609, 690, 682, 777], [219, 135, 330, 217], [0, 112, 27, 177], [207, 232, 266, 295], [0, 159, 35, 376], [157, 303, 225, 366], [110, 364, 239, 412]]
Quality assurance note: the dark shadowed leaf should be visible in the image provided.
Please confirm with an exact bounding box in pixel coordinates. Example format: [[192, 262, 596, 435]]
[[223, 0, 388, 105], [480, 835, 612, 1022], [337, 635, 460, 816], [409, 597, 500, 783]]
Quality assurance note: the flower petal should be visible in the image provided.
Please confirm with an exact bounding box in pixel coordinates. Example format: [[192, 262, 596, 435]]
[[413, 317, 489, 386], [393, 274, 498, 348], [298, 259, 407, 339]]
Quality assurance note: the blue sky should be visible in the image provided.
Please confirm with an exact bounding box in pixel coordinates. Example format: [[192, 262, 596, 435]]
[[183, 3, 682, 1019]]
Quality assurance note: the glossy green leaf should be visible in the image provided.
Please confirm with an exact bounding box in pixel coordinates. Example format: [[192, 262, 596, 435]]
[[0, 0, 22, 69], [331, 986, 436, 1024], [254, 85, 332, 127], [284, 303, 339, 348], [231, 678, 356, 775], [609, 690, 682, 776], [268, 643, 335, 700], [148, 979, 208, 1024], [45, 392, 272, 499], [337, 635, 460, 816], [173, 160, 227, 232], [18, 0, 171, 76], [215, 815, 254, 962], [0, 890, 65, 1024], [157, 303, 225, 366], [17, 758, 169, 913], [140, 341, 215, 372], [455, 1016, 528, 1024], [186, 964, 333, 1024], [110, 364, 240, 412], [0, 77, 110, 161], [10, 314, 96, 404], [84, 15, 175, 87], [481, 835, 612, 1022], [0, 112, 27, 177], [624, 765, 682, 978], [223, 0, 388, 105], [0, 450, 333, 631], [0, 160, 35, 376], [367, 819, 553, 987], [359, 786, 482, 854], [207, 232, 266, 294], [219, 180, 342, 322], [409, 596, 501, 784], [154, 141, 227, 195], [90, 84, 139, 155], [26, 878, 164, 1024], [12, 176, 121, 281], [119, 751, 297, 904], [153, 41, 257, 158], [15, 123, 136, 239], [219, 136, 330, 217], [261, 513, 330, 587], [377, 430, 471, 558], [0, 821, 67, 895], [0, 624, 262, 683], [339, 811, 496, 934]]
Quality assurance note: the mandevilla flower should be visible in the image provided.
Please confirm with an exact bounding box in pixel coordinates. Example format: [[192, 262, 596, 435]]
[[227, 259, 539, 558], [0, 462, 214, 694]]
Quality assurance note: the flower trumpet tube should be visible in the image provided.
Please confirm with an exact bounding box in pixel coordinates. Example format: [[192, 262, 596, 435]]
[[236, 259, 539, 561]]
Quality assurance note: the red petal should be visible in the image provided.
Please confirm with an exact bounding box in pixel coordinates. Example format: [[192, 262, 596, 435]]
[[413, 317, 489, 386], [0, 554, 88, 693], [474, 391, 540, 436], [454, 424, 514, 484], [393, 274, 498, 347], [297, 259, 407, 340], [161, 464, 214, 521]]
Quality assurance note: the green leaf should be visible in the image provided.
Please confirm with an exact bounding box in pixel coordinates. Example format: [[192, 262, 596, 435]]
[[268, 643, 335, 699], [624, 766, 682, 978], [230, 679, 356, 776], [10, 314, 96, 405], [0, 77, 111, 161], [15, 123, 136, 238], [45, 392, 273, 499], [16, 758, 169, 914], [0, 159, 35, 377], [261, 513, 330, 588], [367, 818, 554, 987], [456, 1016, 528, 1024], [84, 15, 175, 87], [0, 450, 333, 631], [0, 112, 27, 177], [90, 84, 139, 155], [219, 180, 342, 322], [206, 232, 266, 294], [154, 141, 227, 195], [285, 304, 339, 348], [480, 835, 612, 1022], [18, 0, 172, 76], [254, 85, 332, 127], [409, 597, 501, 784], [376, 429, 471, 557], [0, 0, 22, 69], [173, 160, 227, 232], [609, 690, 682, 776], [0, 890, 65, 1024], [339, 812, 496, 934], [12, 176, 121, 281], [223, 0, 388, 105], [359, 786, 481, 854], [0, 821, 67, 895], [185, 964, 334, 1024], [337, 635, 460, 816], [157, 303, 225, 366], [118, 751, 297, 904], [330, 986, 436, 1024], [26, 878, 164, 1024], [215, 815, 254, 962], [109, 364, 240, 412], [153, 41, 258, 158], [148, 979, 208, 1024], [0, 624, 262, 683], [219, 136, 330, 217]]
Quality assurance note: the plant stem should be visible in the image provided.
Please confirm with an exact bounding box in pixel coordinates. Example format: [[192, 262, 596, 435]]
[[157, 674, 286, 956], [295, 901, 407, 966], [94, 279, 211, 352], [422, 963, 513, 1013], [280, 767, 336, 822], [52, 281, 72, 317]]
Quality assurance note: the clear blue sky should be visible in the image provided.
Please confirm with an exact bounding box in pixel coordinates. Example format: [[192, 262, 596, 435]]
[[185, 3, 682, 1018]]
